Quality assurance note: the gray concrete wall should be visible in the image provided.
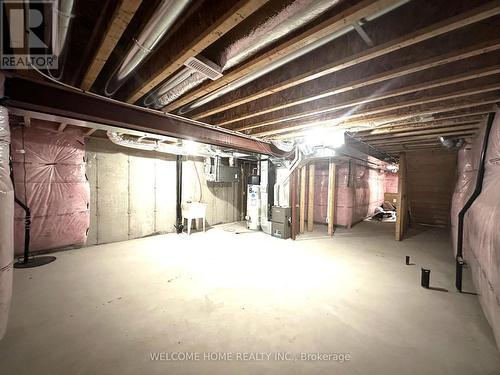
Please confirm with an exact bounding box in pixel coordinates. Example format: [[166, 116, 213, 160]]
[[85, 138, 241, 246]]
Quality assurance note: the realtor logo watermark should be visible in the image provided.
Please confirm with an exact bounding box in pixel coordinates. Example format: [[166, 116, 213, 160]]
[[1, 0, 58, 69]]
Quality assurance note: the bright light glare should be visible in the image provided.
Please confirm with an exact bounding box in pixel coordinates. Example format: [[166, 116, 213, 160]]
[[182, 140, 199, 154], [386, 164, 399, 173], [304, 128, 345, 148]]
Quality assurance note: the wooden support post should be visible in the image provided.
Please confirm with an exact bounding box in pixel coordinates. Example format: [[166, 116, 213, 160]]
[[299, 165, 306, 234], [307, 163, 315, 232], [291, 168, 298, 240], [327, 160, 336, 236], [396, 152, 407, 241]]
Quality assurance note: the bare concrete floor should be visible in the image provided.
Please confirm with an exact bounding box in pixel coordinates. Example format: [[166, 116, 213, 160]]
[[1, 221, 499, 375]]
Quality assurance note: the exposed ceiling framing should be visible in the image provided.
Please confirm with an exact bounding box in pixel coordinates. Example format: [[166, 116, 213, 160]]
[[2, 0, 499, 157]]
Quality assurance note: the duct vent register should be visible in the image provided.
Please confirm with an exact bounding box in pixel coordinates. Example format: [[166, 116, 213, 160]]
[[184, 57, 223, 80]]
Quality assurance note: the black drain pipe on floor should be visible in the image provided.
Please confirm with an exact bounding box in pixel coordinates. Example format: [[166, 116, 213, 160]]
[[175, 155, 184, 234], [9, 147, 56, 268], [456, 112, 495, 292]]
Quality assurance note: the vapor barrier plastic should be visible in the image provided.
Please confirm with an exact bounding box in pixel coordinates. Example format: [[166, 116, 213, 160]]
[[10, 122, 90, 254], [450, 129, 484, 256], [461, 111, 500, 350], [0, 106, 14, 340]]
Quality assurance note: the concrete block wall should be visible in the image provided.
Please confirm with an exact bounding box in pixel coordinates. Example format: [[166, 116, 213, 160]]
[[85, 138, 241, 246]]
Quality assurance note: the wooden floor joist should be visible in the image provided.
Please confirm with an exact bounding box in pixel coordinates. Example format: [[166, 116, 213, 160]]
[[368, 130, 479, 146], [358, 120, 484, 140], [162, 0, 402, 112], [235, 66, 500, 132], [207, 41, 500, 125], [355, 115, 487, 137], [356, 107, 495, 132], [81, 0, 143, 91], [191, 1, 500, 121], [268, 97, 500, 140], [252, 83, 500, 137], [125, 0, 269, 103]]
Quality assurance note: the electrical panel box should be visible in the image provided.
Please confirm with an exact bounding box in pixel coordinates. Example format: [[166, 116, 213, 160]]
[[204, 156, 240, 183], [217, 165, 240, 183]]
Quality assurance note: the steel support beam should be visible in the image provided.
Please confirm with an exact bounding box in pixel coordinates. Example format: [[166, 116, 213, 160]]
[[1, 75, 286, 156]]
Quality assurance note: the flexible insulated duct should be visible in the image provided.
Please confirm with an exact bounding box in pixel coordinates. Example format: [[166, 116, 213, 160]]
[[105, 0, 191, 96], [175, 0, 411, 114], [0, 106, 14, 340], [149, 0, 343, 109], [106, 131, 245, 158], [52, 0, 74, 58], [46, 0, 74, 80]]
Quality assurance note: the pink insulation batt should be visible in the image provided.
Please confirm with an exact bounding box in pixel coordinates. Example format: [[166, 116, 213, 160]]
[[458, 111, 500, 349], [10, 122, 90, 254], [384, 172, 398, 194], [313, 163, 390, 227]]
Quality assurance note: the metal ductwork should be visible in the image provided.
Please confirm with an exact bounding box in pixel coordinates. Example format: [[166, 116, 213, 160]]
[[146, 0, 344, 109], [439, 136, 465, 150], [174, 0, 412, 115], [106, 130, 258, 160], [104, 0, 191, 96], [52, 0, 75, 58], [41, 0, 75, 80]]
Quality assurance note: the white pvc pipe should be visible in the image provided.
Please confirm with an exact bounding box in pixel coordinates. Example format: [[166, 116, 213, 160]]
[[0, 105, 14, 340]]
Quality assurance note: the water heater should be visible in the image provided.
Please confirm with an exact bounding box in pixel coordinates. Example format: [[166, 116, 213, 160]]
[[246, 174, 261, 230]]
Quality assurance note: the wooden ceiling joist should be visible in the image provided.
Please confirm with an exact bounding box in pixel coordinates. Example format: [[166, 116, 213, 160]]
[[197, 39, 500, 123], [266, 95, 500, 140], [187, 0, 500, 119], [359, 108, 495, 131], [81, 0, 143, 91], [362, 123, 482, 142], [249, 80, 500, 136], [355, 115, 488, 137], [368, 130, 479, 146], [162, 0, 403, 112], [125, 0, 270, 104], [234, 66, 500, 132]]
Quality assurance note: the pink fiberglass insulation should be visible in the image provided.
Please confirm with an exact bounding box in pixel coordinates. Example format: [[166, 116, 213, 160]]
[[335, 163, 354, 227], [312, 162, 389, 227], [384, 172, 398, 194], [0, 105, 14, 340], [10, 121, 90, 254], [352, 164, 385, 224], [461, 111, 500, 349]]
